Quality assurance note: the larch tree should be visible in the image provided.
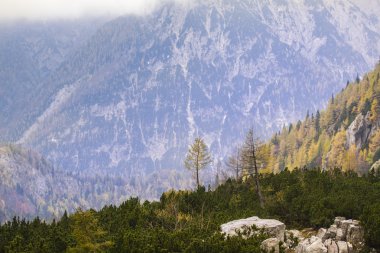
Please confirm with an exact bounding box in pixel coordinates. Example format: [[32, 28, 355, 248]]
[[184, 137, 212, 189], [241, 128, 265, 208]]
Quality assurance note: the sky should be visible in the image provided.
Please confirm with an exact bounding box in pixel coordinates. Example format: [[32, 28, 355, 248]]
[[0, 0, 378, 22], [0, 0, 182, 21]]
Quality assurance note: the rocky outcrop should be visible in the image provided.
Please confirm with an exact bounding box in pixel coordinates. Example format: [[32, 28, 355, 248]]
[[296, 236, 327, 253], [220, 216, 285, 241], [296, 217, 364, 253], [261, 238, 281, 253], [346, 112, 373, 150], [222, 216, 366, 253], [324, 239, 353, 253]]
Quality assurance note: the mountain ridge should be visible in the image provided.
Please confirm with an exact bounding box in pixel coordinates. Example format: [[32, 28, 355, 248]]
[[1, 0, 380, 199]]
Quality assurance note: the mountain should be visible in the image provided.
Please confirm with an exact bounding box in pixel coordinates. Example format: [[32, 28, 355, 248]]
[[0, 18, 109, 139], [263, 63, 380, 173], [1, 0, 380, 198], [0, 144, 128, 222]]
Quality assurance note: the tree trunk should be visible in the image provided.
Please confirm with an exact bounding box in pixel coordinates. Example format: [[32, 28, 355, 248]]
[[196, 151, 200, 189], [236, 149, 240, 180], [252, 142, 265, 208]]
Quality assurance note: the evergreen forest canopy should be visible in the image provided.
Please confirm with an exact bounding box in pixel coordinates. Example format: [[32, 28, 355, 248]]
[[1, 170, 380, 252], [1, 64, 380, 252]]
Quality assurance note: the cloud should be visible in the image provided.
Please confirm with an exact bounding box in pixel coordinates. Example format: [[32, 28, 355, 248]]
[[0, 0, 181, 21]]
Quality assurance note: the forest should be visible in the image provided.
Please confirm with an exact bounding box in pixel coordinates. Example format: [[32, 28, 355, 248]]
[[258, 63, 380, 174], [0, 169, 379, 252]]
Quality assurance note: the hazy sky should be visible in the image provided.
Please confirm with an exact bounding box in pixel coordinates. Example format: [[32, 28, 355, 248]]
[[0, 0, 378, 22], [0, 0, 179, 21]]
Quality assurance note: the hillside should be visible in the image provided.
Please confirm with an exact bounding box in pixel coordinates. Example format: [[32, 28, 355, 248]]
[[1, 169, 379, 252], [0, 144, 140, 222], [263, 62, 380, 174], [0, 0, 379, 199]]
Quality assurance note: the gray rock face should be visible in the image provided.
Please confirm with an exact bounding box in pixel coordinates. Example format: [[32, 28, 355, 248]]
[[324, 239, 353, 253], [346, 113, 373, 150], [220, 216, 285, 241], [261, 238, 281, 253], [346, 224, 364, 248], [296, 236, 327, 253], [324, 239, 339, 253], [317, 228, 328, 242], [336, 241, 352, 253]]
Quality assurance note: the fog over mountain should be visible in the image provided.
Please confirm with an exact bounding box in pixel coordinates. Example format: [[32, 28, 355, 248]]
[[1, 0, 380, 199]]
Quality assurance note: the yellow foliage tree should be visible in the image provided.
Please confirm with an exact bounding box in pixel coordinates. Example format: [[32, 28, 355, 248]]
[[370, 98, 379, 122], [343, 145, 357, 172], [328, 130, 347, 169]]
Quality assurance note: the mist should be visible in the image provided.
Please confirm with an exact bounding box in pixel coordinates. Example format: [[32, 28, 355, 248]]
[[0, 0, 193, 21]]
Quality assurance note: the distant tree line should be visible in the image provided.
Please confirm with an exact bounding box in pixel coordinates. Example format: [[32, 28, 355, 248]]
[[1, 169, 380, 252]]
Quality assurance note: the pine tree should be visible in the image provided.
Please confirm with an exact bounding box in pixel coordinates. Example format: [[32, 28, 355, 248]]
[[184, 137, 212, 189], [315, 110, 321, 140], [356, 73, 361, 83]]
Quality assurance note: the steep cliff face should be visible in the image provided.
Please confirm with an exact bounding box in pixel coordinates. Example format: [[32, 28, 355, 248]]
[[346, 112, 373, 150], [1, 0, 380, 198]]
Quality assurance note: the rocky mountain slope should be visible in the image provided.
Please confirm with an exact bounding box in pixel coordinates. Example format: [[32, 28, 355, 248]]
[[1, 0, 380, 198], [263, 63, 380, 173], [0, 143, 192, 222], [0, 144, 145, 222]]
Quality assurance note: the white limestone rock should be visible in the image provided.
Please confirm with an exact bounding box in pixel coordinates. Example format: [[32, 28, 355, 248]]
[[296, 236, 327, 253], [261, 238, 281, 253], [220, 216, 286, 241], [317, 228, 328, 242], [334, 217, 346, 227]]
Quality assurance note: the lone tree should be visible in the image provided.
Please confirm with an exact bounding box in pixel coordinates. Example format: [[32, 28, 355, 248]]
[[241, 128, 265, 208], [185, 137, 212, 189]]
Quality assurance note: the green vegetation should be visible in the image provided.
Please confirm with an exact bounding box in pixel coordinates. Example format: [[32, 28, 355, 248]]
[[1, 169, 379, 252]]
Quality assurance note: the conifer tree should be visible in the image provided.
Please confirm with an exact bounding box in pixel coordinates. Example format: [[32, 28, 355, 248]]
[[184, 137, 212, 189], [241, 128, 265, 208]]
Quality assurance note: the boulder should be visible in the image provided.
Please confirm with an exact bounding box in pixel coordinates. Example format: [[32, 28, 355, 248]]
[[324, 239, 338, 253], [317, 228, 328, 242], [324, 240, 353, 253], [296, 236, 327, 253], [220, 216, 285, 241], [287, 229, 303, 240], [336, 241, 351, 253], [346, 224, 364, 247], [261, 238, 281, 253], [334, 217, 346, 227], [336, 228, 344, 241], [327, 225, 338, 239], [286, 230, 304, 248]]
